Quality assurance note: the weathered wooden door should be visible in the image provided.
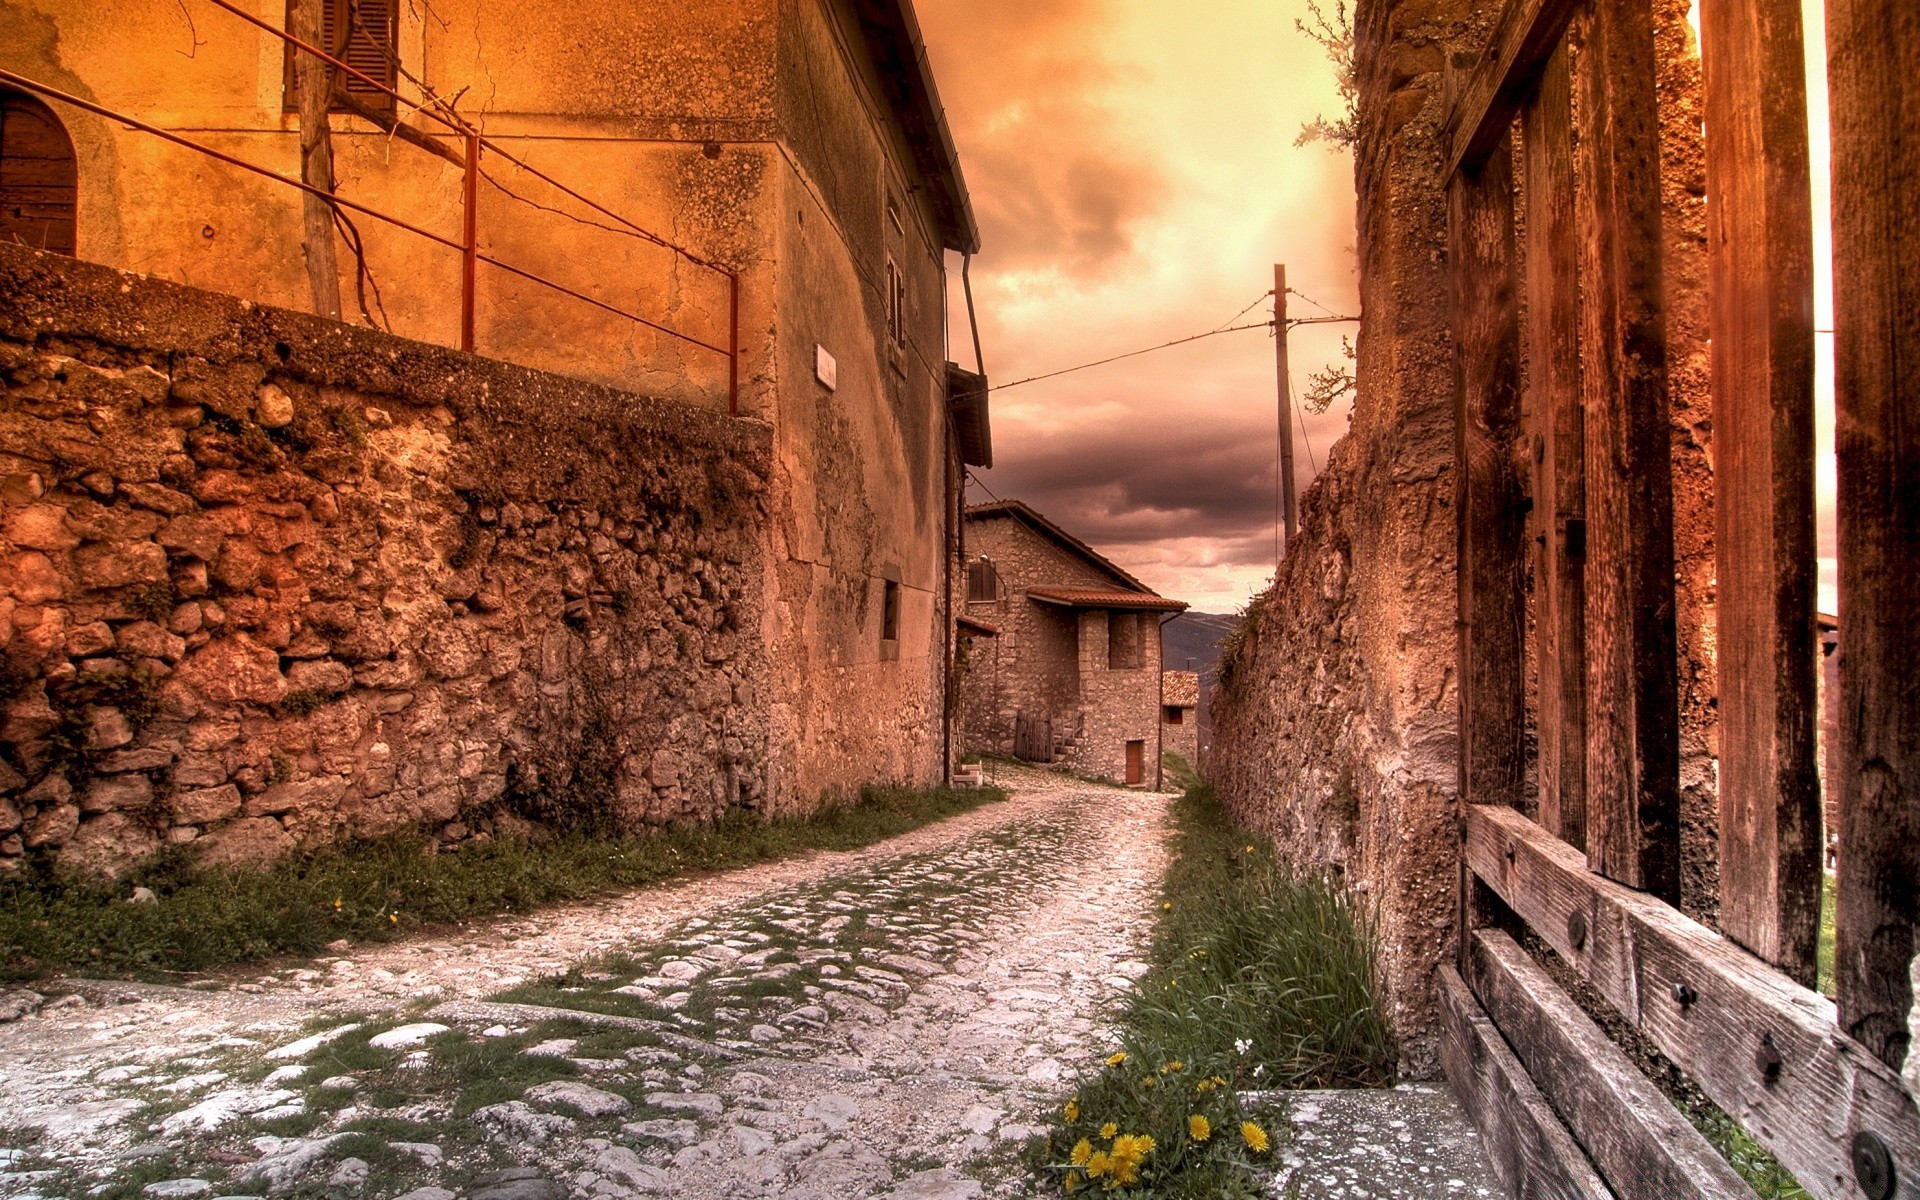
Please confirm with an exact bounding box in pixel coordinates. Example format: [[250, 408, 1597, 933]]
[[0, 89, 76, 256], [1439, 0, 1920, 1194], [1125, 740, 1144, 786]]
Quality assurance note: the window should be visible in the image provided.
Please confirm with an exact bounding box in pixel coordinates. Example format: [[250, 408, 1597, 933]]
[[882, 579, 900, 642], [284, 0, 399, 114], [1165, 706, 1184, 725], [0, 90, 77, 257], [1107, 611, 1143, 670], [967, 556, 998, 603], [884, 254, 906, 347]]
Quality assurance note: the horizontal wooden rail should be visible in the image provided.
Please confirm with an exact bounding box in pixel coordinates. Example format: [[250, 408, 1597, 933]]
[[1437, 964, 1613, 1200], [1439, 0, 1582, 176], [1466, 804, 1920, 1200], [1466, 929, 1757, 1200]]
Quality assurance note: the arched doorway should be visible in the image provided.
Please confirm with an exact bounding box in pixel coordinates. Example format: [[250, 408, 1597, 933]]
[[0, 89, 77, 256]]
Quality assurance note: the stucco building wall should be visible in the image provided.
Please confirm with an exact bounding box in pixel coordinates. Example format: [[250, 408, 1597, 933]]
[[0, 246, 772, 876], [0, 0, 969, 812]]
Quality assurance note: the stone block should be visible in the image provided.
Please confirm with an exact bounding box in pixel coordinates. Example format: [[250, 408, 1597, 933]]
[[158, 514, 223, 562], [195, 815, 294, 870], [0, 797, 19, 831], [255, 383, 295, 429], [250, 776, 348, 817], [117, 621, 186, 662], [172, 784, 242, 825], [174, 634, 287, 706], [22, 771, 71, 807], [168, 601, 203, 635], [7, 550, 65, 603], [65, 620, 116, 657], [121, 482, 198, 516], [286, 660, 353, 697], [170, 359, 265, 421], [74, 541, 169, 589], [98, 746, 176, 773], [89, 706, 135, 750], [60, 811, 160, 878], [5, 504, 79, 551], [81, 774, 153, 814], [24, 802, 78, 848]]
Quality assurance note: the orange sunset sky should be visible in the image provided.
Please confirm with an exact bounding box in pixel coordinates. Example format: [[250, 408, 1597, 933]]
[[921, 0, 1840, 617]]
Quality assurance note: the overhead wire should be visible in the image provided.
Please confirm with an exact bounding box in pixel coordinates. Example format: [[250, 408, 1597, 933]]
[[988, 320, 1273, 392]]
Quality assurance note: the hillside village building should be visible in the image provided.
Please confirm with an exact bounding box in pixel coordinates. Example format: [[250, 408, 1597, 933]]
[[1160, 669, 1198, 767], [0, 0, 993, 874], [955, 501, 1184, 789]]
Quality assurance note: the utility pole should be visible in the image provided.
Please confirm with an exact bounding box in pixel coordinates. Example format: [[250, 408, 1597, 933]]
[[1274, 263, 1296, 556]]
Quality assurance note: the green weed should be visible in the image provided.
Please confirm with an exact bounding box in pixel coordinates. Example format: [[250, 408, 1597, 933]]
[[0, 783, 1004, 982], [1037, 784, 1394, 1198]]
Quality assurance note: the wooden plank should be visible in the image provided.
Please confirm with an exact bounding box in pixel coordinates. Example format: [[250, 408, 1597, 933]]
[[1466, 929, 1758, 1200], [1466, 803, 1920, 1200], [1436, 963, 1614, 1200], [1570, 0, 1681, 901], [1826, 0, 1920, 1077], [1699, 0, 1822, 987], [1449, 138, 1527, 819], [1440, 0, 1581, 177], [1520, 43, 1587, 851]]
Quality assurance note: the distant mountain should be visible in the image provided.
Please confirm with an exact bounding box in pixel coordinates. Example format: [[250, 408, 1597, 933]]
[[1163, 611, 1238, 680]]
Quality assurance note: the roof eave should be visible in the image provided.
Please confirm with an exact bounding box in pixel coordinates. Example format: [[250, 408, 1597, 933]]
[[856, 0, 980, 254]]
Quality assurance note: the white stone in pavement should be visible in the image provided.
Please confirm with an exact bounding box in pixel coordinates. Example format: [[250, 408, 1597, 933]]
[[264, 1024, 360, 1060], [142, 1179, 213, 1198], [524, 1081, 632, 1118], [367, 1023, 448, 1050]]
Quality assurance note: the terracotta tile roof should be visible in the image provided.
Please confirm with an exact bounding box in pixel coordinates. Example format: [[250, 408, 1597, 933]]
[[957, 614, 1000, 636], [1026, 586, 1188, 613], [963, 499, 1155, 593], [1162, 670, 1200, 706]]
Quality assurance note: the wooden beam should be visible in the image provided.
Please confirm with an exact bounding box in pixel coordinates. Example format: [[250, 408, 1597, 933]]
[[1440, 0, 1581, 177], [1449, 139, 1527, 818], [1521, 43, 1587, 851], [1466, 929, 1758, 1200], [1466, 803, 1920, 1200], [1571, 0, 1682, 901], [1700, 0, 1822, 988], [1826, 0, 1920, 1077], [1436, 964, 1614, 1200]]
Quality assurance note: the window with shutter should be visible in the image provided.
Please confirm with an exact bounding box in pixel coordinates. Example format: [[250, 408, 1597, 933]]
[[967, 557, 998, 603], [283, 0, 398, 114]]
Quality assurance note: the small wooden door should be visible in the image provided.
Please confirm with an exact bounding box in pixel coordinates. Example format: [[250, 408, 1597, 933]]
[[1125, 740, 1145, 786], [0, 90, 76, 256]]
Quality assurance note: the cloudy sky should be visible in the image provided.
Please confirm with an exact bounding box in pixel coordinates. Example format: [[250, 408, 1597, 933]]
[[919, 0, 1840, 616], [918, 0, 1361, 614]]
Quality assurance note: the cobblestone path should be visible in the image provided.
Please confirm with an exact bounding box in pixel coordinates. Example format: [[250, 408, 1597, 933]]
[[0, 768, 1169, 1200]]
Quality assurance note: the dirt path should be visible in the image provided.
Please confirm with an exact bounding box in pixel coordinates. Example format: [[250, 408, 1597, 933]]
[[1, 767, 1171, 1200]]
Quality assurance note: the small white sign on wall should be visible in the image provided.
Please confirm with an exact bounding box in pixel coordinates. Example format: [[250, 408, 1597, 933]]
[[815, 345, 838, 391]]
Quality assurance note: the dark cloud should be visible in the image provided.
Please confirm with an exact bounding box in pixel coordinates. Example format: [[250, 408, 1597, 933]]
[[919, 0, 1168, 276]]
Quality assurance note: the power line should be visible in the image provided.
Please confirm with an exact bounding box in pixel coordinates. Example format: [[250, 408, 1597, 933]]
[[989, 320, 1273, 393], [1214, 290, 1275, 332]]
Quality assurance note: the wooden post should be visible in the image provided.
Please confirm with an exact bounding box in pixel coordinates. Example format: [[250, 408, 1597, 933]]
[[290, 0, 341, 322], [1450, 139, 1527, 820], [1274, 264, 1296, 551], [1520, 44, 1587, 851], [1700, 0, 1820, 986], [1827, 0, 1920, 1073], [1570, 0, 1681, 902], [461, 133, 479, 354]]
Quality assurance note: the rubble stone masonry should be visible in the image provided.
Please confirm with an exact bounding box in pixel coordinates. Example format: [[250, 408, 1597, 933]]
[[0, 246, 774, 877]]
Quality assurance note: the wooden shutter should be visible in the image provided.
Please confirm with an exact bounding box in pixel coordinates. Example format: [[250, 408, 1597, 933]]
[[284, 0, 397, 113], [0, 90, 77, 257], [967, 558, 997, 603]]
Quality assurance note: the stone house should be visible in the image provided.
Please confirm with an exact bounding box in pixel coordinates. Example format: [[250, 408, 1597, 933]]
[[956, 501, 1184, 789], [1160, 669, 1198, 768], [0, 0, 994, 875]]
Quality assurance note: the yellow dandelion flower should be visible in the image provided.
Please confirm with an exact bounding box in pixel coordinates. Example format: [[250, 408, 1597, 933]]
[[1160, 1060, 1185, 1074], [1194, 1079, 1216, 1094], [1162, 901, 1172, 911], [1070, 1138, 1092, 1167], [1142, 1075, 1157, 1089], [1065, 1098, 1080, 1122], [1065, 1171, 1084, 1194], [1099, 1123, 1117, 1139], [389, 912, 398, 924], [1245, 844, 1256, 853], [1241, 1121, 1271, 1153], [1110, 1159, 1140, 1186], [1085, 1150, 1112, 1179], [1106, 1051, 1127, 1067], [1189, 1114, 1212, 1142], [333, 898, 342, 910]]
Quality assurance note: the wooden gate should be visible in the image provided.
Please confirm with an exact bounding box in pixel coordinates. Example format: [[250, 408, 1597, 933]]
[[1441, 0, 1919, 1196], [1013, 712, 1053, 763]]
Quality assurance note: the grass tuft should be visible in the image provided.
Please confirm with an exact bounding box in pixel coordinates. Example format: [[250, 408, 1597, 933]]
[[0, 783, 1002, 982], [1037, 783, 1395, 1198]]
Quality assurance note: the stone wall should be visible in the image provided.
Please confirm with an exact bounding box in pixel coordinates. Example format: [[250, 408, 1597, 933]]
[[0, 246, 773, 877], [1209, 0, 1722, 1078]]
